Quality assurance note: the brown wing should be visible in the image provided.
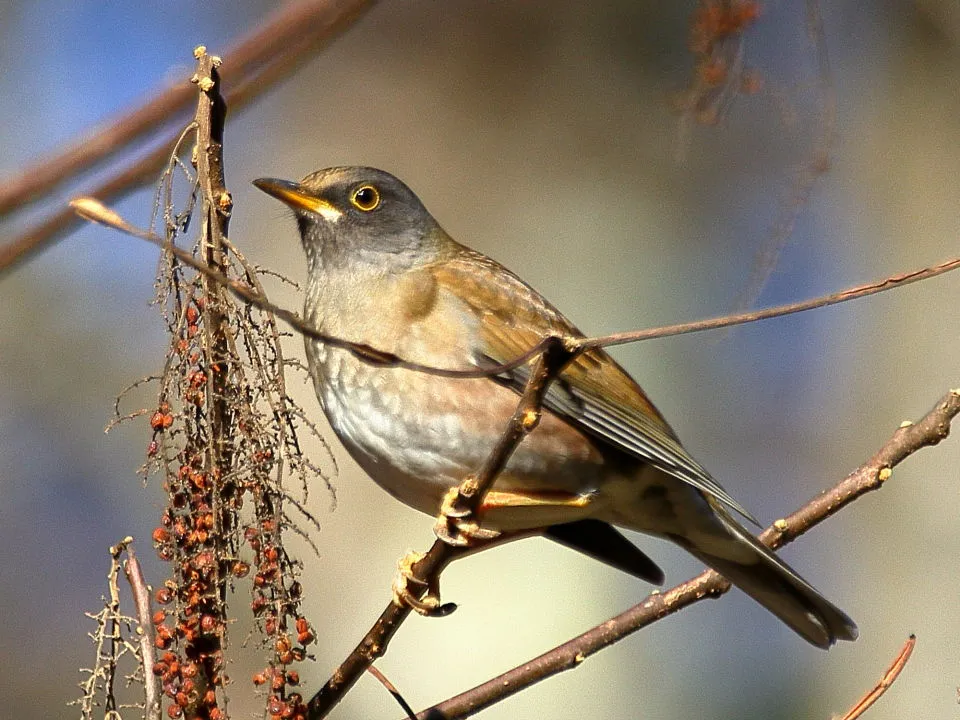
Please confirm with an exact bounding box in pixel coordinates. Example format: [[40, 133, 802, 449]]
[[431, 249, 758, 524]]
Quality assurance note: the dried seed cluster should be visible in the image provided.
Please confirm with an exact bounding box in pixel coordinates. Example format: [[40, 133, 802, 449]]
[[144, 243, 333, 720]]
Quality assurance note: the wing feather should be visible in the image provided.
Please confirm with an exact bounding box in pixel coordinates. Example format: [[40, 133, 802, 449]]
[[432, 250, 759, 525]]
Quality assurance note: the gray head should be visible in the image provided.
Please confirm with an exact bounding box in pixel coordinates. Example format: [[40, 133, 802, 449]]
[[254, 166, 447, 272]]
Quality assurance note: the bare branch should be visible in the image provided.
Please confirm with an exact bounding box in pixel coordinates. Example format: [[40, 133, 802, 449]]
[[419, 390, 958, 719], [0, 0, 375, 218], [837, 635, 916, 720], [69, 196, 960, 382], [306, 339, 575, 719], [366, 666, 417, 720], [579, 255, 960, 350], [122, 545, 162, 720]]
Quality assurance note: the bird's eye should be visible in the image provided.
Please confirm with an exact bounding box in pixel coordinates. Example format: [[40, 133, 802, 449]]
[[350, 185, 380, 212]]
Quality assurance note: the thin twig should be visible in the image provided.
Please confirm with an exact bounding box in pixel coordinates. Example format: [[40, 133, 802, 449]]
[[69, 196, 960, 380], [420, 391, 958, 719], [104, 540, 126, 717], [366, 666, 417, 720], [580, 254, 960, 350], [122, 544, 162, 720], [837, 635, 916, 720]]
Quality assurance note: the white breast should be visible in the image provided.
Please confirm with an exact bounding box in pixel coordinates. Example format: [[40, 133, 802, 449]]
[[308, 342, 481, 514]]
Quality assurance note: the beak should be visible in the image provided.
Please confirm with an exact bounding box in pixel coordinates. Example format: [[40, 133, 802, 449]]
[[253, 177, 343, 221]]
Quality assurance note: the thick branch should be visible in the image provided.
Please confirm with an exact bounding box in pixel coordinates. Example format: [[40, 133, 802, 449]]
[[421, 390, 960, 719]]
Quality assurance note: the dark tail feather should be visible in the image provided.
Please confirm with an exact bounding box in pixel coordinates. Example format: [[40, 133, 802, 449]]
[[546, 520, 665, 585], [682, 511, 858, 648]]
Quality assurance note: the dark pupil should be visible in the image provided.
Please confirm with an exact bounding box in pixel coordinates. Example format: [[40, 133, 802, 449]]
[[356, 188, 375, 206]]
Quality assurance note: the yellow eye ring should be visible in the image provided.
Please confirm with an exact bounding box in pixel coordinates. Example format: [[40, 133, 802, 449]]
[[350, 185, 380, 212]]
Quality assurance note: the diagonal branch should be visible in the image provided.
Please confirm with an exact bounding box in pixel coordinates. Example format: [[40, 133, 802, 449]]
[[306, 338, 576, 719], [0, 0, 375, 219], [419, 390, 959, 720], [0, 0, 376, 275], [837, 634, 916, 720]]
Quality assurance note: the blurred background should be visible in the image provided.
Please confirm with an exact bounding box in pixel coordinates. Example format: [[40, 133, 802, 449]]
[[1, 1, 959, 719]]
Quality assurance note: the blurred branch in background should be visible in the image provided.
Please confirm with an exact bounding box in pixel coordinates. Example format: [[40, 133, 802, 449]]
[[0, 0, 375, 275], [678, 0, 838, 312], [730, 0, 837, 312]]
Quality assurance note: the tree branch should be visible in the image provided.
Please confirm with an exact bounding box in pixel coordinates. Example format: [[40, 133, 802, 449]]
[[0, 0, 375, 218], [579, 255, 960, 350], [419, 390, 959, 719], [0, 0, 375, 275], [67, 197, 960, 382], [122, 544, 162, 720], [306, 339, 576, 719], [837, 634, 916, 720]]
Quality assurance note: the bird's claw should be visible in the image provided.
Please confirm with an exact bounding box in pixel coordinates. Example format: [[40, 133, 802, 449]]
[[434, 486, 501, 547], [433, 515, 501, 546], [391, 551, 457, 617]]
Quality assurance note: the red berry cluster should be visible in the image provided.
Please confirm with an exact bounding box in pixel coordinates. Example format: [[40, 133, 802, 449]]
[[245, 517, 315, 720], [147, 280, 319, 719], [690, 0, 761, 56], [683, 0, 764, 124]]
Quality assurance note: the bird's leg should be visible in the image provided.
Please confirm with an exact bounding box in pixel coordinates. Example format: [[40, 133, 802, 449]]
[[436, 485, 596, 547], [392, 528, 543, 617], [433, 484, 501, 547], [391, 551, 457, 617]]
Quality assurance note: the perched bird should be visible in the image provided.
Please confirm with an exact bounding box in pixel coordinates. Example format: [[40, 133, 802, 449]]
[[254, 166, 857, 648]]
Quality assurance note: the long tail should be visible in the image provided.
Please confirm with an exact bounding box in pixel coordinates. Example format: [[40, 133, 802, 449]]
[[679, 504, 858, 648]]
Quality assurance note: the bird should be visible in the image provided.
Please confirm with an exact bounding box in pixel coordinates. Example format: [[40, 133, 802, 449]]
[[254, 166, 858, 648]]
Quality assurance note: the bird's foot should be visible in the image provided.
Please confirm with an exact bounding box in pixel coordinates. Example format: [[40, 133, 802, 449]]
[[434, 485, 501, 547], [391, 551, 457, 617]]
